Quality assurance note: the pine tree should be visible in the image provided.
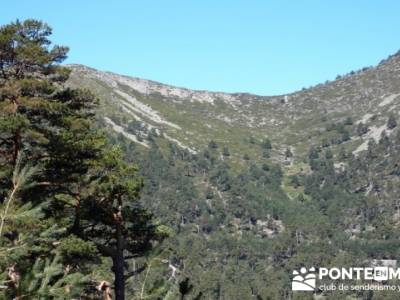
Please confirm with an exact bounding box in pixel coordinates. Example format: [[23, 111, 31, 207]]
[[262, 150, 270, 158], [325, 148, 333, 159], [222, 146, 230, 157], [208, 140, 218, 149], [0, 19, 165, 300], [70, 147, 167, 299], [308, 146, 319, 160], [284, 148, 293, 159], [357, 122, 368, 136], [338, 147, 347, 160], [344, 116, 353, 125], [387, 114, 397, 130], [261, 138, 272, 150], [205, 187, 214, 199], [341, 129, 351, 142]]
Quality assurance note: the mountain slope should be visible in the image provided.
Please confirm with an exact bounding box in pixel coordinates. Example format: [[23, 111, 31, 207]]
[[66, 52, 400, 299], [67, 52, 400, 162]]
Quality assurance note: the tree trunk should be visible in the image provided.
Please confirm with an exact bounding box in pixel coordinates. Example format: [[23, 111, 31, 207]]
[[113, 223, 125, 300]]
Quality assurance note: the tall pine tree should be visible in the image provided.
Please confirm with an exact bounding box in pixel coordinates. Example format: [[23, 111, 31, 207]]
[[0, 19, 164, 299]]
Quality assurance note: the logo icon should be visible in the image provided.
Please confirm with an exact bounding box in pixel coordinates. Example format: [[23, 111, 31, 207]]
[[292, 267, 316, 291], [373, 267, 388, 281]]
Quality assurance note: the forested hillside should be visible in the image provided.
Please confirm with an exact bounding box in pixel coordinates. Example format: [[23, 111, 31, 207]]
[[68, 50, 400, 299], [2, 19, 400, 300]]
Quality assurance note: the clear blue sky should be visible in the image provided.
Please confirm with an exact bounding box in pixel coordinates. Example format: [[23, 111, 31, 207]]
[[2, 1, 400, 95]]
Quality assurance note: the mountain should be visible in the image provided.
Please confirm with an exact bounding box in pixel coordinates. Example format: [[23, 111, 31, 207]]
[[66, 52, 400, 299], [68, 51, 400, 159]]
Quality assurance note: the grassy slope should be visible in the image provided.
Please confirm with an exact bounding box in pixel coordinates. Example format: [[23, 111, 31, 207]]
[[67, 53, 400, 176]]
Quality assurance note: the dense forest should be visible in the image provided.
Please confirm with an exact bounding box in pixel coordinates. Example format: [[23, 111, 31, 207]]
[[1, 19, 400, 300]]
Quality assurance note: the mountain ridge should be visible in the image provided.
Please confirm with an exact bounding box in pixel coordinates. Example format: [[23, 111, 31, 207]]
[[66, 63, 263, 102], [67, 51, 400, 166], [67, 50, 400, 100], [64, 51, 400, 299]]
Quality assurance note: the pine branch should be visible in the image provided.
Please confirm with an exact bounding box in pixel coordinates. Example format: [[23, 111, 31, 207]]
[[0, 153, 39, 240], [0, 179, 19, 240], [124, 264, 146, 281]]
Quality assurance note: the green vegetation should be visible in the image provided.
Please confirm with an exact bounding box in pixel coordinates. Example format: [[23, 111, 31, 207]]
[[2, 18, 400, 299], [0, 20, 164, 300]]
